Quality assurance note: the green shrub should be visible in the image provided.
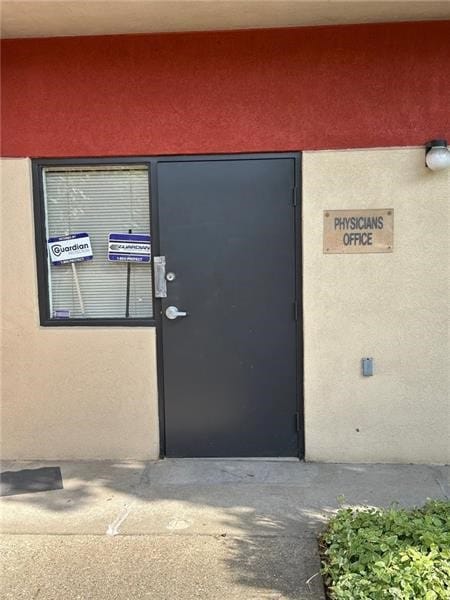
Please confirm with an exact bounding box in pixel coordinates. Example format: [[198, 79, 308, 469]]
[[320, 499, 450, 599]]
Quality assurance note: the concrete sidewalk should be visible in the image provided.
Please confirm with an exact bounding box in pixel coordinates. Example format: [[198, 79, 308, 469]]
[[1, 460, 448, 599]]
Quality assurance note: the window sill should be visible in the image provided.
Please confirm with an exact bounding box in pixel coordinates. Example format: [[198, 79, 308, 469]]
[[40, 318, 156, 327]]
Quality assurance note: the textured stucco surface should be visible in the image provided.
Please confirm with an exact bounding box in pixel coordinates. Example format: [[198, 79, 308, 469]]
[[302, 148, 449, 463], [2, 0, 450, 39], [0, 159, 159, 460], [2, 21, 450, 158], [1, 151, 449, 462]]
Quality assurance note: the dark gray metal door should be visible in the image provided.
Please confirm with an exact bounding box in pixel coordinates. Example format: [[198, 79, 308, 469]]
[[157, 156, 300, 457]]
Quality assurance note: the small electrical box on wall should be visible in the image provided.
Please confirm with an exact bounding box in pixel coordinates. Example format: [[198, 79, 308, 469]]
[[362, 357, 374, 376]]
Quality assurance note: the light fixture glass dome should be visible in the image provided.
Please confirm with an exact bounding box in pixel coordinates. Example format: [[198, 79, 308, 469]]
[[425, 140, 450, 171]]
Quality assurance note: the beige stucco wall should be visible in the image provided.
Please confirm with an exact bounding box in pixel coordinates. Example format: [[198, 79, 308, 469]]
[[303, 148, 449, 463], [3, 2, 449, 39], [0, 159, 159, 460], [1, 150, 449, 463]]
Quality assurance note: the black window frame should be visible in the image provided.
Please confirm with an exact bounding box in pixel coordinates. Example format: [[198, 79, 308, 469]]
[[32, 157, 157, 327]]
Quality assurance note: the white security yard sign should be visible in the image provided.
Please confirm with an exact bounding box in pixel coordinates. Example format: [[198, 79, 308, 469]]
[[47, 233, 93, 265]]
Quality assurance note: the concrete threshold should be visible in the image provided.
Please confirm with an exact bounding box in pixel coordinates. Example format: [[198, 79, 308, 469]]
[[173, 457, 301, 462]]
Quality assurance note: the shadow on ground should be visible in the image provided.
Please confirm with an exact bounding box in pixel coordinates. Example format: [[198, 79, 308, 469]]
[[1, 460, 448, 599]]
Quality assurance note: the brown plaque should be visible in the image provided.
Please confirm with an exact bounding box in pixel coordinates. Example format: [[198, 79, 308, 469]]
[[324, 209, 393, 254]]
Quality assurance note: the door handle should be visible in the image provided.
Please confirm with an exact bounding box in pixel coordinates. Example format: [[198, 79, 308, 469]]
[[165, 306, 188, 320]]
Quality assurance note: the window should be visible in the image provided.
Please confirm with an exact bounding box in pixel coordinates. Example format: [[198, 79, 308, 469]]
[[34, 162, 154, 324]]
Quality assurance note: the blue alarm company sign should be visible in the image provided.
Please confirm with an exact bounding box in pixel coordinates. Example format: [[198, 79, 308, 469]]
[[108, 233, 151, 263]]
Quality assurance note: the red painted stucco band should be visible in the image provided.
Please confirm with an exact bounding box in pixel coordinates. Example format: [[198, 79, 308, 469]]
[[1, 21, 450, 158]]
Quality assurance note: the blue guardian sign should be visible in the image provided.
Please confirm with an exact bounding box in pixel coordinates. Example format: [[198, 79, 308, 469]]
[[108, 233, 151, 263]]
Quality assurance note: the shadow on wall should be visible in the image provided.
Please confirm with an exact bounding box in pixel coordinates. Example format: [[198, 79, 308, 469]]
[[1, 460, 449, 599]]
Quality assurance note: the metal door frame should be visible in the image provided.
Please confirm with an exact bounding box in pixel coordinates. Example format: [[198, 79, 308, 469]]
[[152, 152, 304, 459]]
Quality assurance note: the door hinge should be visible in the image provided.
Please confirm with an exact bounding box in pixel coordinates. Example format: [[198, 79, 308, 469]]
[[292, 187, 298, 207], [293, 300, 298, 321], [295, 412, 300, 432]]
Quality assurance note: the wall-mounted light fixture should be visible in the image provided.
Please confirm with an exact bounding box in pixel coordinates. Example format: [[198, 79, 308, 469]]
[[425, 139, 450, 171]]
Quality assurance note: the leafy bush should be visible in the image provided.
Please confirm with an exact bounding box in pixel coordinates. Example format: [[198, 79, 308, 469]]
[[320, 500, 450, 599]]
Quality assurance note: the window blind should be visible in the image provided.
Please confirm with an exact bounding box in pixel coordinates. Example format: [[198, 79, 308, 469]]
[[43, 166, 153, 319]]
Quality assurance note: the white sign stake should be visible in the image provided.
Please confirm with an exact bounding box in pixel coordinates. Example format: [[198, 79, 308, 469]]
[[71, 262, 85, 315]]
